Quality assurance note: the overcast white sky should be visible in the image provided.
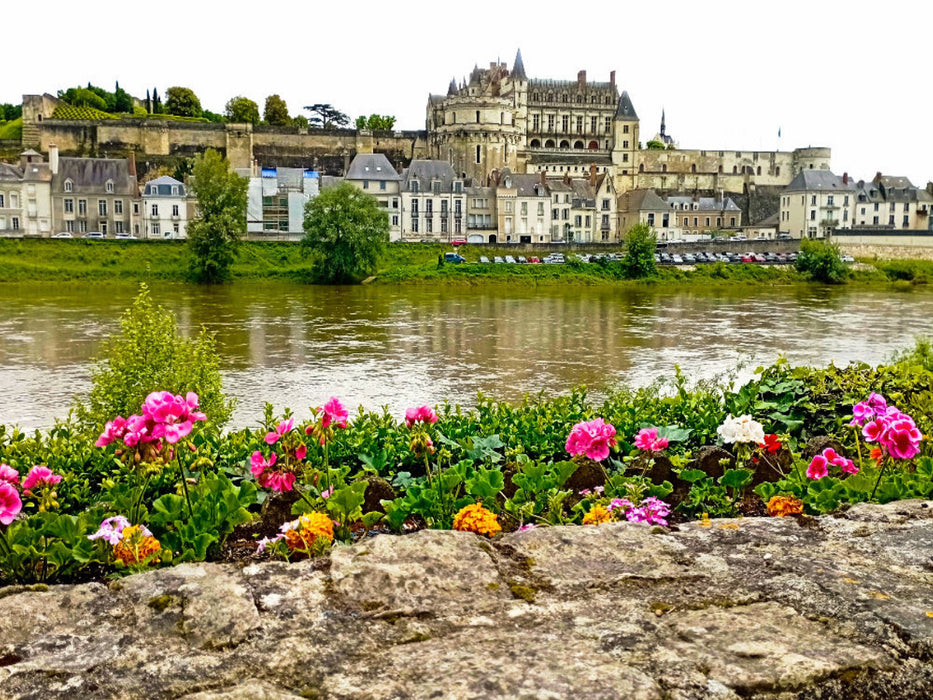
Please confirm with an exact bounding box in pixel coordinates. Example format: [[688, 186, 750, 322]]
[[5, 0, 932, 185]]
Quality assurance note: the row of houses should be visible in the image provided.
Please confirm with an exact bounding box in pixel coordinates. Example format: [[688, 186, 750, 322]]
[[779, 170, 933, 238], [0, 147, 189, 238]]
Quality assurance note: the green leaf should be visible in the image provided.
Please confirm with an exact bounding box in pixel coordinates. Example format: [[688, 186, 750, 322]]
[[679, 468, 708, 483], [656, 425, 691, 443], [720, 469, 754, 490]]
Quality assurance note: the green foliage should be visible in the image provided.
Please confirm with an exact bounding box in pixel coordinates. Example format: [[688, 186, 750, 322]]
[[0, 103, 22, 121], [302, 182, 390, 283], [355, 114, 397, 130], [0, 117, 23, 139], [621, 222, 658, 279], [794, 239, 847, 284], [293, 115, 309, 130], [187, 149, 248, 282], [74, 284, 233, 432], [148, 473, 256, 562], [646, 139, 666, 150], [263, 95, 290, 126], [58, 86, 108, 110], [225, 96, 260, 125], [304, 103, 350, 129], [50, 104, 116, 120], [165, 87, 202, 118]]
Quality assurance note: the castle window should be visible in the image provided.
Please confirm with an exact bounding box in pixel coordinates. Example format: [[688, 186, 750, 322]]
[[530, 139, 541, 147], [562, 115, 569, 131], [64, 180, 73, 193], [588, 141, 598, 150], [590, 116, 597, 133], [475, 111, 480, 123], [733, 165, 737, 174], [691, 164, 696, 173], [475, 145, 481, 163], [105, 180, 114, 193], [662, 164, 667, 173], [411, 180, 419, 193], [545, 139, 555, 148], [560, 140, 571, 149], [591, 96, 597, 103], [623, 125, 629, 133], [775, 166, 780, 176], [573, 140, 583, 149], [757, 166, 762, 175], [604, 117, 611, 134], [718, 165, 723, 174], [561, 94, 568, 103], [639, 163, 644, 172], [576, 95, 582, 104], [576, 116, 583, 133]]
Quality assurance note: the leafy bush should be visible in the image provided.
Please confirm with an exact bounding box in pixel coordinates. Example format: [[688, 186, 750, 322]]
[[621, 222, 657, 279], [794, 239, 847, 283], [74, 284, 233, 433]]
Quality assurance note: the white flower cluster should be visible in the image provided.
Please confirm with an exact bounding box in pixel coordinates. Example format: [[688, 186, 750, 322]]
[[717, 414, 765, 445]]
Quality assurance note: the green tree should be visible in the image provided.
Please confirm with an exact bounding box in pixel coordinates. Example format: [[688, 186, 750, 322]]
[[646, 139, 666, 150], [75, 284, 233, 433], [302, 182, 390, 283], [152, 87, 163, 114], [293, 114, 309, 129], [356, 114, 397, 130], [58, 87, 107, 110], [621, 222, 658, 279], [354, 115, 367, 130], [225, 96, 260, 125], [263, 94, 290, 126], [113, 81, 134, 113], [794, 238, 847, 284], [187, 149, 248, 283], [304, 103, 350, 129], [165, 87, 202, 118]]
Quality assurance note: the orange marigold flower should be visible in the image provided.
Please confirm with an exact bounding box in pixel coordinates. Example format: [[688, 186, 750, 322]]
[[113, 524, 162, 566], [284, 512, 335, 551], [452, 503, 501, 537], [582, 504, 612, 525], [869, 446, 884, 466], [767, 495, 804, 517]]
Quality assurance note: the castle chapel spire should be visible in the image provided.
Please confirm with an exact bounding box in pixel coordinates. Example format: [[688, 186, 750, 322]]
[[448, 77, 458, 96], [511, 48, 527, 80], [660, 109, 666, 137]]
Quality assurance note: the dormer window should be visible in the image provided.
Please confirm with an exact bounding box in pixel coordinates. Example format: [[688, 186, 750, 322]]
[[105, 180, 114, 193], [64, 179, 73, 193], [411, 180, 419, 193], [171, 186, 179, 196]]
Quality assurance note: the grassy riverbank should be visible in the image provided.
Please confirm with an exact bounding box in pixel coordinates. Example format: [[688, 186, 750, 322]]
[[0, 238, 929, 287]]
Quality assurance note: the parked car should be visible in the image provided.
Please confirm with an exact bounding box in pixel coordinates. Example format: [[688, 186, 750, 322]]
[[505, 255, 517, 264], [494, 256, 505, 264], [444, 252, 466, 264], [114, 233, 139, 241], [51, 232, 73, 239], [479, 256, 490, 264], [841, 255, 855, 263], [528, 256, 541, 264], [84, 232, 105, 239], [517, 256, 527, 264]]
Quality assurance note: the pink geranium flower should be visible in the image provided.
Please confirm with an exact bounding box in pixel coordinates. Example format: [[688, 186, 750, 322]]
[[95, 416, 128, 447], [0, 482, 22, 525], [21, 466, 63, 493], [0, 464, 19, 488], [886, 418, 922, 460], [806, 454, 829, 480], [321, 397, 348, 429], [265, 418, 295, 446], [250, 451, 295, 492], [566, 418, 617, 462], [405, 405, 439, 428], [634, 428, 669, 452]]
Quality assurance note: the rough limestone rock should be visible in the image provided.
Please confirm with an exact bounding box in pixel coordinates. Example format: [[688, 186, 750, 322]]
[[4, 501, 933, 699]]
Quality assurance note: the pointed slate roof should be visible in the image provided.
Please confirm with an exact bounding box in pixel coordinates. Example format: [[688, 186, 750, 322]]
[[447, 78, 458, 96], [615, 91, 638, 120], [511, 49, 527, 80]]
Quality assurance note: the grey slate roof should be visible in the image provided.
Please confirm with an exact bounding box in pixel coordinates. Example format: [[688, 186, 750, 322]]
[[0, 162, 23, 181], [616, 91, 638, 119], [499, 169, 549, 197], [511, 49, 527, 80], [785, 170, 856, 192], [54, 157, 136, 195], [345, 153, 400, 181], [666, 196, 740, 212], [144, 175, 185, 197], [619, 189, 669, 212], [401, 160, 458, 192]]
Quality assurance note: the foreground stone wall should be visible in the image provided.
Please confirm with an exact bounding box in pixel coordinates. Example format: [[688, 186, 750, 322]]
[[3, 500, 933, 699]]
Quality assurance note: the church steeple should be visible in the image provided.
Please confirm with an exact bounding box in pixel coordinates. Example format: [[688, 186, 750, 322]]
[[448, 77, 458, 96], [511, 48, 527, 80], [660, 109, 666, 137]]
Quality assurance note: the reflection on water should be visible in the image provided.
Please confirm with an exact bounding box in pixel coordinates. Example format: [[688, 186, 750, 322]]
[[1, 281, 932, 430]]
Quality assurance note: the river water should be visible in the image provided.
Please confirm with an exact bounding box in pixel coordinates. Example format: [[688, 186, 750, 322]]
[[1, 281, 931, 430]]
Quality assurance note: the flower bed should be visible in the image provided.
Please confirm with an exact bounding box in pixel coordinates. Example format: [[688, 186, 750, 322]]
[[1, 354, 932, 585]]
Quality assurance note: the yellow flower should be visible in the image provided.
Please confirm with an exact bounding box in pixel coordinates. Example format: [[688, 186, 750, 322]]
[[453, 503, 501, 537], [582, 504, 611, 525], [113, 525, 162, 566], [767, 495, 804, 517], [284, 512, 334, 551]]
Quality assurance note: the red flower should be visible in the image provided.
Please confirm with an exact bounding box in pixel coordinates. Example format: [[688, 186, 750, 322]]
[[761, 434, 782, 454]]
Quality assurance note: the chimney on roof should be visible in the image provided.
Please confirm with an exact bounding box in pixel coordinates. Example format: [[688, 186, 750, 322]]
[[609, 71, 616, 89], [539, 170, 546, 186], [842, 172, 848, 185], [49, 143, 59, 175], [875, 171, 882, 182], [127, 149, 136, 179], [590, 164, 598, 187], [563, 171, 570, 185], [577, 70, 586, 87]]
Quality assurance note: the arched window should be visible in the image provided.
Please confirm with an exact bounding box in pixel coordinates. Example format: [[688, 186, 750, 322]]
[[545, 139, 555, 148], [591, 96, 597, 103], [639, 163, 645, 172], [757, 166, 762, 175], [588, 141, 598, 150], [775, 166, 781, 176], [560, 140, 570, 149], [573, 140, 584, 149], [529, 139, 541, 148], [718, 165, 723, 174], [561, 94, 568, 102], [691, 164, 696, 173], [733, 165, 738, 174], [64, 179, 73, 193], [662, 164, 667, 173], [576, 95, 582, 103]]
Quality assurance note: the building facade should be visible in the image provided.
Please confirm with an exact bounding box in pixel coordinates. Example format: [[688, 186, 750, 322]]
[[779, 170, 856, 239], [49, 146, 139, 236], [853, 175, 933, 231], [399, 160, 466, 242], [142, 175, 190, 239], [245, 166, 319, 238], [0, 151, 53, 236], [343, 153, 401, 240]]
